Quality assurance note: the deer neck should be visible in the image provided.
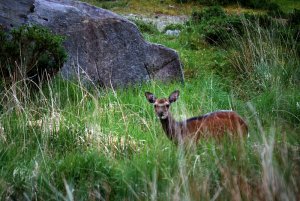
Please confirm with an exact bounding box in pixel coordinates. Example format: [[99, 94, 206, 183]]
[[160, 113, 182, 143]]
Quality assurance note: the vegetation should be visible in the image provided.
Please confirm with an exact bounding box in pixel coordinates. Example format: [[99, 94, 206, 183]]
[[181, 6, 243, 45], [0, 25, 67, 88], [132, 19, 159, 34], [0, 0, 299, 200], [81, 0, 300, 15], [79, 0, 129, 10], [176, 0, 279, 10]]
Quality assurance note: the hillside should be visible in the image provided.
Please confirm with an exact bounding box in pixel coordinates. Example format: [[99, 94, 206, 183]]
[[0, 0, 299, 200]]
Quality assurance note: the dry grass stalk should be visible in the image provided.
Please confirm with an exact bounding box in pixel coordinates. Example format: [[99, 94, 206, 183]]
[[84, 125, 145, 157], [27, 111, 63, 133], [0, 123, 6, 143]]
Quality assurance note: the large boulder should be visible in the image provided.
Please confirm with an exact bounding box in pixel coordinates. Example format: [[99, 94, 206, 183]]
[[0, 0, 35, 29], [0, 0, 184, 87]]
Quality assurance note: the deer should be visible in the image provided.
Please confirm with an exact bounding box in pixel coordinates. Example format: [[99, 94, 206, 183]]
[[145, 90, 248, 144]]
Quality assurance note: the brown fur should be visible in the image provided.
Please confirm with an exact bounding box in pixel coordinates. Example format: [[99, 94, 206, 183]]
[[145, 90, 248, 144]]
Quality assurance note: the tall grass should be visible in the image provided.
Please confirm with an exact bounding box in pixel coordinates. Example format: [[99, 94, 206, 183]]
[[229, 18, 299, 91], [0, 13, 300, 201], [1, 75, 299, 200], [227, 18, 300, 124]]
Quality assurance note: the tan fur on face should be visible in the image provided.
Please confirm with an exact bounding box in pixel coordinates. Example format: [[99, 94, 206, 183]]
[[154, 99, 170, 106], [154, 99, 170, 119]]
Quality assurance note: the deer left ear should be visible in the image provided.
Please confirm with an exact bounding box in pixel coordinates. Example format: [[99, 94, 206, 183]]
[[169, 90, 179, 103], [145, 92, 156, 104]]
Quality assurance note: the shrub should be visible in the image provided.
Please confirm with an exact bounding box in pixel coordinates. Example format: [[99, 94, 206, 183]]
[[191, 5, 226, 21], [288, 9, 300, 26], [176, 0, 189, 3], [176, 0, 282, 11], [81, 0, 128, 9], [181, 6, 293, 48], [287, 9, 300, 56], [131, 19, 159, 34], [0, 25, 67, 87], [266, 2, 285, 17], [181, 7, 243, 46], [176, 0, 236, 5]]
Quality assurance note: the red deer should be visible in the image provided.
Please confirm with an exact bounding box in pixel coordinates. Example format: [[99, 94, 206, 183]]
[[145, 90, 248, 144]]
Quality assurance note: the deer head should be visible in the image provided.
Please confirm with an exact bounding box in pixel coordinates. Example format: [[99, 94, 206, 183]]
[[145, 90, 180, 119]]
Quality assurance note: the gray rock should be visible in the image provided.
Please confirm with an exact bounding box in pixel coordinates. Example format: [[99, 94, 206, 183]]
[[0, 0, 34, 29], [0, 0, 184, 87], [123, 13, 188, 32], [165, 29, 180, 37]]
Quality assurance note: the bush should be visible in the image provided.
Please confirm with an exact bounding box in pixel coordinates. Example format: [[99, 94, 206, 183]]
[[266, 2, 285, 17], [288, 9, 300, 26], [131, 19, 159, 34], [181, 6, 293, 48], [176, 0, 236, 5], [176, 0, 281, 11], [181, 6, 243, 46], [239, 0, 270, 9], [191, 5, 226, 21], [0, 25, 67, 87], [288, 9, 300, 54]]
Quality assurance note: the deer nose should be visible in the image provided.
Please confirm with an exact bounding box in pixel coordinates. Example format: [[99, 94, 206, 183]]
[[158, 111, 164, 117]]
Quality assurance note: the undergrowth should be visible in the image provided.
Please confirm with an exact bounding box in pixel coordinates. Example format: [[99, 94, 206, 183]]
[[0, 1, 299, 200], [0, 74, 299, 200]]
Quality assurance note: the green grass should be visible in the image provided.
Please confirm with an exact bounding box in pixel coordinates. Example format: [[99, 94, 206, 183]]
[[1, 2, 300, 200], [79, 0, 129, 10], [80, 0, 300, 16], [272, 0, 300, 12], [1, 62, 299, 200]]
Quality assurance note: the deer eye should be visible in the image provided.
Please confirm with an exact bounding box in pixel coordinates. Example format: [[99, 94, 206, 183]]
[[154, 105, 157, 108], [166, 104, 170, 108]]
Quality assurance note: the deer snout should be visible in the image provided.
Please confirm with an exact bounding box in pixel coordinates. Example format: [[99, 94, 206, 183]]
[[157, 111, 164, 117], [156, 111, 168, 119]]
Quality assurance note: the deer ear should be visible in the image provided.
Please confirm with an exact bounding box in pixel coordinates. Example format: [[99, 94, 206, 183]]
[[169, 90, 179, 103], [145, 92, 156, 104]]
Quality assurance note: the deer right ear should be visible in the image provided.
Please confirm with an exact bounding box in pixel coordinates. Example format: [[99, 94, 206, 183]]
[[169, 90, 179, 103], [145, 92, 156, 104]]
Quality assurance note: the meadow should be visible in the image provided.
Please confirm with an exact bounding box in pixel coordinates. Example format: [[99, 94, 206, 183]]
[[0, 0, 299, 200]]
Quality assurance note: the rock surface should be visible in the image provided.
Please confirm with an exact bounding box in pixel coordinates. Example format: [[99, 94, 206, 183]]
[[0, 0, 35, 29], [124, 13, 188, 32], [0, 0, 184, 87]]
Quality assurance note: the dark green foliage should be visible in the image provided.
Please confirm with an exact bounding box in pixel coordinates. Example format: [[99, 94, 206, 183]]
[[176, 0, 281, 11], [243, 13, 273, 28], [288, 9, 300, 26], [0, 25, 67, 86], [181, 6, 298, 49], [175, 0, 188, 3], [191, 5, 226, 21], [176, 0, 221, 4], [182, 6, 244, 46], [239, 0, 272, 9], [81, 0, 128, 9], [287, 9, 300, 56], [192, 0, 236, 5], [132, 19, 159, 34], [266, 2, 285, 17]]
